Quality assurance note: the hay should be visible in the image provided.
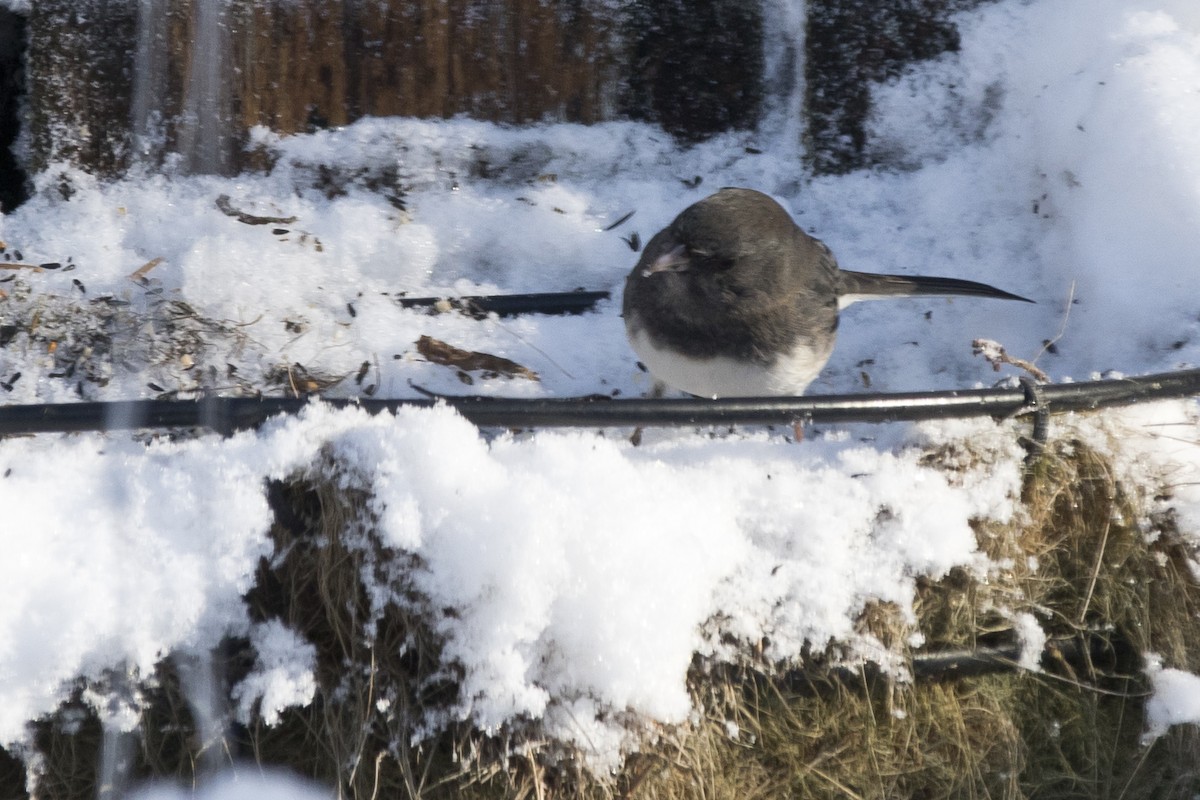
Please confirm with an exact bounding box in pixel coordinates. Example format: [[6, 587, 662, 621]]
[[8, 422, 1200, 799]]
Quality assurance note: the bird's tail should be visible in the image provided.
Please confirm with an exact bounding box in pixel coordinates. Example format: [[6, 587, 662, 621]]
[[837, 270, 1033, 308]]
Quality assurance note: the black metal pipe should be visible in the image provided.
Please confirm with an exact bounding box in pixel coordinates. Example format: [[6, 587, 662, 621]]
[[396, 290, 612, 317], [1, 368, 1197, 436]]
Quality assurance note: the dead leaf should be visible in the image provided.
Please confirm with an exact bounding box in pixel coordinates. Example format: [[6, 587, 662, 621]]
[[130, 257, 164, 283], [215, 194, 298, 226], [416, 335, 539, 382]]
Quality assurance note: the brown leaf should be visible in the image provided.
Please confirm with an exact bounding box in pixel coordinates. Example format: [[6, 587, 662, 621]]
[[129, 256, 164, 283], [215, 194, 298, 226], [416, 335, 539, 382]]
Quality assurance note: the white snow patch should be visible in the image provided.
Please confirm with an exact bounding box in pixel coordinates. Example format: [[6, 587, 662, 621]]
[[1144, 655, 1200, 742], [128, 768, 332, 800], [232, 620, 317, 727], [1013, 612, 1047, 673]]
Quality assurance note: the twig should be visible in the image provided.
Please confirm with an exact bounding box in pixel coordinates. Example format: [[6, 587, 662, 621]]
[[492, 320, 574, 379], [1034, 279, 1076, 365], [1078, 515, 1113, 627], [973, 338, 1052, 383], [1117, 740, 1157, 800], [129, 257, 164, 283]]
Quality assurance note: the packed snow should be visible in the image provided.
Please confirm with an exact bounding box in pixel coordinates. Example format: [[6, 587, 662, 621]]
[[2, 0, 1200, 794]]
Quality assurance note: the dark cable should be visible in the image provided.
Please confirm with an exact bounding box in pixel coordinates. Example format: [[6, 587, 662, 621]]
[[0, 369, 1197, 436]]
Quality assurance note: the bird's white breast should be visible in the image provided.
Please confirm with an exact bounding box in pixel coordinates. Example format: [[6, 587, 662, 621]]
[[628, 329, 830, 398]]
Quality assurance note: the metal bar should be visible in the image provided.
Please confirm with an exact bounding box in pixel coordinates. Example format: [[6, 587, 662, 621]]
[[395, 290, 612, 317], [0, 369, 1197, 436]]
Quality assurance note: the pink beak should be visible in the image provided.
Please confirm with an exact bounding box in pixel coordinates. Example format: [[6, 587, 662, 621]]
[[641, 243, 691, 277]]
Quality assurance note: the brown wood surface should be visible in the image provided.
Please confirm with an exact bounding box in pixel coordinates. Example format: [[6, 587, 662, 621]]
[[15, 0, 968, 177]]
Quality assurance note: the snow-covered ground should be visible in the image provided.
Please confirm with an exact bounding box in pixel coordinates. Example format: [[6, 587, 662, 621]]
[[3, 0, 1200, 795]]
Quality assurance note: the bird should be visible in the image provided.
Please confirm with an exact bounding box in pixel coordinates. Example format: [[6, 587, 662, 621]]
[[623, 187, 1032, 398]]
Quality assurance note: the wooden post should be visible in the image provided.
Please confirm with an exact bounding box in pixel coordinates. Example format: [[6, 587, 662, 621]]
[[16, 0, 975, 178]]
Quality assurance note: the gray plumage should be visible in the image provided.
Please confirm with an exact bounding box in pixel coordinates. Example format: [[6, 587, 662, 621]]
[[623, 187, 1032, 398]]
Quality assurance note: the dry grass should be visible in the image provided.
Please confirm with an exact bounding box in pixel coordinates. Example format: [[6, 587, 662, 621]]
[[9, 424, 1200, 799]]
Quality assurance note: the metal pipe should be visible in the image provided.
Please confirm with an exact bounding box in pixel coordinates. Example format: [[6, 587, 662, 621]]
[[0, 369, 1197, 436], [395, 290, 612, 317]]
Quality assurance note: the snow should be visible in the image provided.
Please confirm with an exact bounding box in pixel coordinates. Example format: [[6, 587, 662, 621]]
[[0, 428, 277, 739], [318, 404, 1000, 755], [1013, 612, 1047, 673], [232, 620, 317, 727], [1144, 655, 1200, 742], [1, 0, 1200, 794], [857, 0, 1200, 377], [128, 769, 331, 800]]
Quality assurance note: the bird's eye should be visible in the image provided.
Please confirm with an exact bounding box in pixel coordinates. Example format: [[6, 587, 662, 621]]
[[691, 246, 734, 270]]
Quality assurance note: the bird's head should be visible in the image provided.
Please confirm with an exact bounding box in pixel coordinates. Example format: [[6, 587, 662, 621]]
[[633, 188, 798, 287]]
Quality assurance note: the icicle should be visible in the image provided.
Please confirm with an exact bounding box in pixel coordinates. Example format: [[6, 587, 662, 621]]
[[173, 648, 229, 775], [130, 0, 170, 165], [176, 0, 234, 175]]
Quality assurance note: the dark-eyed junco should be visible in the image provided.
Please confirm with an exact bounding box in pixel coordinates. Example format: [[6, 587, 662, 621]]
[[623, 187, 1032, 398]]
